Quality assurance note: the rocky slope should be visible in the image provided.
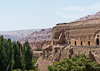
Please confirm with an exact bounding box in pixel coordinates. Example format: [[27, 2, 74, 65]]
[[0, 29, 40, 41], [18, 28, 52, 44], [30, 40, 51, 50], [36, 45, 100, 71], [76, 11, 100, 21]]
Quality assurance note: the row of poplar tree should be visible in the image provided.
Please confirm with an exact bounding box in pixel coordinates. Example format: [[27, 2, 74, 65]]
[[0, 35, 36, 71]]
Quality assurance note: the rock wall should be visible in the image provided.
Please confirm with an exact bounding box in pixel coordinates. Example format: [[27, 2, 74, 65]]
[[29, 40, 51, 50], [33, 51, 43, 58], [52, 17, 100, 46], [36, 17, 100, 71], [36, 45, 100, 71]]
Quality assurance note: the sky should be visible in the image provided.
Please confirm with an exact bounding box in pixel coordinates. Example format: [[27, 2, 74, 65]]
[[0, 0, 100, 31]]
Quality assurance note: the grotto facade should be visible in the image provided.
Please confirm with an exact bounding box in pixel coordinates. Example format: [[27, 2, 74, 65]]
[[36, 18, 100, 71], [52, 18, 100, 46]]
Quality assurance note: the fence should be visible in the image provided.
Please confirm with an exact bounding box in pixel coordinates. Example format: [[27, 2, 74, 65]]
[[55, 44, 100, 48], [70, 45, 100, 48]]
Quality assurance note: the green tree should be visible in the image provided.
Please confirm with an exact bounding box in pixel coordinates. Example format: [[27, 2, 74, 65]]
[[47, 54, 100, 71], [0, 35, 38, 71], [35, 49, 42, 51], [13, 41, 22, 69], [22, 41, 33, 70]]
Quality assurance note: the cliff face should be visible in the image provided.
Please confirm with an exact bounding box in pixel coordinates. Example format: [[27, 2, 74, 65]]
[[52, 17, 100, 46], [35, 12, 100, 71], [36, 18, 100, 71], [36, 45, 100, 71], [29, 40, 51, 50], [31, 40, 51, 58]]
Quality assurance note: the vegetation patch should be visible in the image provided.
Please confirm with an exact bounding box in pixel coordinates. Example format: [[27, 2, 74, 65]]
[[48, 54, 100, 71], [35, 49, 42, 51], [0, 35, 38, 71]]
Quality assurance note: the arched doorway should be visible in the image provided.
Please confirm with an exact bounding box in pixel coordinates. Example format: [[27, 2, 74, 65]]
[[96, 39, 99, 45]]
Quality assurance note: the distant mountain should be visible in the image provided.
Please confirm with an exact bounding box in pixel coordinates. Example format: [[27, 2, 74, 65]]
[[76, 11, 100, 21], [17, 28, 52, 44], [0, 29, 40, 41]]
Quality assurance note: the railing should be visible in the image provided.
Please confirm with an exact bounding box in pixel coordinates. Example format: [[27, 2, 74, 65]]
[[55, 44, 100, 48], [70, 45, 100, 48]]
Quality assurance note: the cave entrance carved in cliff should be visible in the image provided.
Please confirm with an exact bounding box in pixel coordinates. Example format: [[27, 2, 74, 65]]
[[96, 38, 99, 45], [88, 41, 90, 45], [75, 41, 76, 45], [81, 41, 82, 45]]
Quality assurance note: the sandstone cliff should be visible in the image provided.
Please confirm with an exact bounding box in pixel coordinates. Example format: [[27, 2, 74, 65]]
[[36, 45, 100, 71], [33, 51, 43, 58], [36, 13, 100, 71], [30, 40, 51, 50]]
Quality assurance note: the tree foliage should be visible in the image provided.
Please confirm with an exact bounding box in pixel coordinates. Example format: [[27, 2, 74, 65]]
[[47, 54, 100, 71], [35, 49, 42, 51], [0, 35, 38, 71]]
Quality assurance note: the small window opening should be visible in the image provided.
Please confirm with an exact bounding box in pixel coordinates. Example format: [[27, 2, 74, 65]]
[[88, 41, 90, 45], [81, 41, 82, 45], [96, 39, 99, 45], [75, 41, 76, 45]]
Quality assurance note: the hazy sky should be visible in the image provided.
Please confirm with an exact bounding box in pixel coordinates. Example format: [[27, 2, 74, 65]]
[[0, 0, 100, 31]]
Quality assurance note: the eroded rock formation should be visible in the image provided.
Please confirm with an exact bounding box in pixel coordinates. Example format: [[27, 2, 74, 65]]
[[36, 17, 100, 71], [36, 46, 100, 71], [30, 40, 51, 50], [52, 17, 100, 46]]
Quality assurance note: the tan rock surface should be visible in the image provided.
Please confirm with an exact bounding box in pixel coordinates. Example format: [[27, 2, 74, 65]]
[[36, 17, 100, 71], [35, 56, 52, 71], [33, 51, 43, 58], [52, 17, 100, 46], [30, 40, 51, 50], [36, 45, 100, 71]]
